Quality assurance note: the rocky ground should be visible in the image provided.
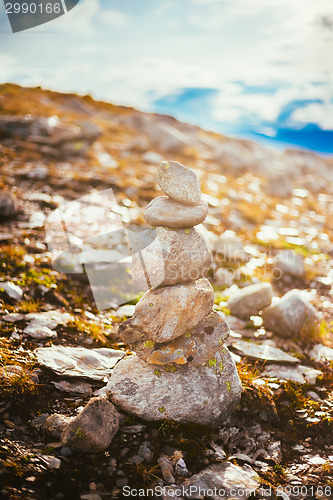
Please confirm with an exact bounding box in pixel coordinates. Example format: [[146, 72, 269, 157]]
[[0, 83, 332, 500]]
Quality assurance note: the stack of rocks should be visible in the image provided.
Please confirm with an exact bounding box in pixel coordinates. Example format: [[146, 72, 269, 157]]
[[107, 161, 241, 426]]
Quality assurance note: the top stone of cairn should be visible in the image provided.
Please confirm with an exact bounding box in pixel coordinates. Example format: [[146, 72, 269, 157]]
[[158, 161, 201, 206]]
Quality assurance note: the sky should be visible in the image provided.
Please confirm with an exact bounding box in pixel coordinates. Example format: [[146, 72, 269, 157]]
[[1, 0, 333, 153]]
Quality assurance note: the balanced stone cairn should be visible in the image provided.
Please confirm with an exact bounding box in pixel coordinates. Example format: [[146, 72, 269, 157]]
[[107, 161, 241, 426]]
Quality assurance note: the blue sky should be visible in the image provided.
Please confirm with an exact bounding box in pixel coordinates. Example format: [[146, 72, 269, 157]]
[[1, 0, 333, 153]]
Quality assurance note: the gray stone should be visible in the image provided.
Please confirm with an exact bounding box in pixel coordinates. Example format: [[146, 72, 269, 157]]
[[262, 364, 322, 384], [131, 226, 211, 290], [273, 250, 305, 278], [0, 282, 23, 301], [24, 324, 57, 340], [106, 348, 241, 426], [0, 192, 18, 219], [120, 310, 229, 366], [182, 462, 260, 499], [39, 454, 61, 470], [142, 151, 164, 164], [138, 444, 153, 463], [43, 414, 73, 438], [113, 305, 135, 318], [228, 283, 274, 320], [119, 278, 214, 343], [157, 455, 175, 484], [52, 380, 92, 396], [61, 397, 120, 453], [261, 290, 320, 338], [308, 343, 333, 364], [2, 313, 24, 322], [213, 232, 247, 262], [26, 310, 73, 329], [231, 339, 300, 364], [214, 268, 235, 288], [144, 196, 208, 229], [175, 457, 189, 477], [158, 161, 201, 206], [35, 346, 125, 381]]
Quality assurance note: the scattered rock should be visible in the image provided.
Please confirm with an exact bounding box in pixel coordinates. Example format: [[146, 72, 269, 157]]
[[35, 346, 125, 380], [142, 151, 164, 164], [25, 310, 73, 329], [39, 454, 61, 470], [144, 196, 208, 229], [0, 191, 18, 219], [227, 283, 274, 320], [273, 250, 305, 279], [182, 462, 260, 499], [231, 339, 300, 364], [262, 364, 322, 384], [157, 455, 175, 484], [175, 457, 189, 477], [52, 380, 92, 396], [214, 268, 235, 288], [113, 304, 135, 318], [119, 278, 214, 343], [261, 290, 320, 338], [107, 349, 241, 426], [0, 282, 23, 301], [138, 444, 153, 463], [213, 232, 247, 261], [43, 414, 73, 438], [61, 397, 120, 453], [158, 161, 201, 206], [24, 324, 57, 340], [308, 343, 333, 364], [2, 313, 24, 322]]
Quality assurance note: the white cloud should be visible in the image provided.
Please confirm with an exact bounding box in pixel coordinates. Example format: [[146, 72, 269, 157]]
[[100, 10, 128, 28], [289, 102, 333, 130]]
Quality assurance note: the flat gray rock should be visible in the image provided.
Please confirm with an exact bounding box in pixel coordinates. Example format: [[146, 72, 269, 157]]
[[273, 250, 305, 278], [24, 324, 57, 340], [107, 348, 241, 426], [0, 191, 18, 219], [119, 278, 214, 343], [158, 161, 201, 206], [228, 283, 274, 320], [144, 196, 208, 229], [262, 364, 322, 384], [231, 339, 300, 364], [52, 380, 92, 396], [26, 310, 73, 330], [35, 346, 125, 381], [213, 233, 248, 262], [61, 397, 120, 453], [2, 313, 24, 322], [181, 462, 260, 499], [261, 290, 320, 338], [0, 282, 23, 301], [120, 310, 230, 366], [131, 226, 212, 289]]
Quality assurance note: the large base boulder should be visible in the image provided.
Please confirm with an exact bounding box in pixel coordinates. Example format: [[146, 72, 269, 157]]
[[106, 349, 241, 427]]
